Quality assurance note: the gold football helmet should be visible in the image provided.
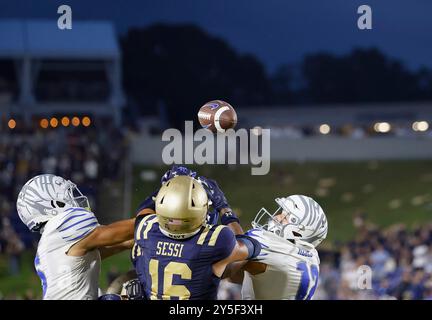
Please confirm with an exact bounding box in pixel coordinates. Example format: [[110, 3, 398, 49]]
[[155, 175, 209, 239]]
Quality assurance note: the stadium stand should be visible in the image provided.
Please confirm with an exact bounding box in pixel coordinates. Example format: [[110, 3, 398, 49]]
[[0, 20, 130, 293], [0, 19, 125, 125], [0, 121, 129, 249]]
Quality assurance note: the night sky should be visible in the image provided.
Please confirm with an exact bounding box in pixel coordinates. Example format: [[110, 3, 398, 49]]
[[0, 0, 430, 72]]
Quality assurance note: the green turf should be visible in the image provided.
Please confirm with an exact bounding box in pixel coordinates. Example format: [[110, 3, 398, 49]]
[[0, 251, 132, 299], [2, 160, 432, 298]]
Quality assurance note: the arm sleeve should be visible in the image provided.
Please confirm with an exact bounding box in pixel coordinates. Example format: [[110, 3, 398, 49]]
[[211, 226, 237, 263], [56, 208, 99, 246], [235, 234, 261, 259], [135, 190, 159, 215]]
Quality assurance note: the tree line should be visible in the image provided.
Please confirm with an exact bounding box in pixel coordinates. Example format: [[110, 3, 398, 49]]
[[120, 24, 432, 126]]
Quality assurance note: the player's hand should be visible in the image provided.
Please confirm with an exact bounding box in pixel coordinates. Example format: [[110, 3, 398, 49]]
[[138, 165, 197, 215], [161, 165, 197, 184], [123, 279, 145, 300], [198, 177, 230, 212], [206, 208, 219, 225]]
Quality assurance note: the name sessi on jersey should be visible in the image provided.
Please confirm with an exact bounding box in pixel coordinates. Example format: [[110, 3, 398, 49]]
[[133, 214, 236, 300]]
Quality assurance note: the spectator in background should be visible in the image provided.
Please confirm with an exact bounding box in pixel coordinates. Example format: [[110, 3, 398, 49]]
[[424, 281, 432, 300], [370, 243, 391, 280], [4, 229, 25, 275], [315, 261, 340, 300], [0, 121, 129, 280]]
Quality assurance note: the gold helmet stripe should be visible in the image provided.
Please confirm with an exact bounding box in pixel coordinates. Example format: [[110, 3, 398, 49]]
[[136, 214, 156, 240], [208, 225, 226, 246], [196, 225, 212, 245]]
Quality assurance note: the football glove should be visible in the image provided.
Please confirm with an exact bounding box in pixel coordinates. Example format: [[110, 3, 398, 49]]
[[161, 165, 197, 184], [198, 176, 229, 212]]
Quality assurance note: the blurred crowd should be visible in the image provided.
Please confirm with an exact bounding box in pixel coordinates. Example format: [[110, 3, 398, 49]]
[[315, 213, 432, 300], [0, 121, 129, 277]]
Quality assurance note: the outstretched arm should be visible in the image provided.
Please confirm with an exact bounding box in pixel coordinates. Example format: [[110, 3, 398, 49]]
[[99, 239, 135, 260], [212, 233, 261, 277], [220, 208, 244, 235], [67, 218, 135, 256], [223, 260, 267, 284]]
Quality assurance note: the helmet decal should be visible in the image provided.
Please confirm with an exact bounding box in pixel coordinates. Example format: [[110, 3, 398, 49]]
[[252, 195, 328, 247], [16, 174, 90, 232]]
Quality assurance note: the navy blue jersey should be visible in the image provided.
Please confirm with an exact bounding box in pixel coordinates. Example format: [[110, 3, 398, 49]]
[[132, 214, 236, 300]]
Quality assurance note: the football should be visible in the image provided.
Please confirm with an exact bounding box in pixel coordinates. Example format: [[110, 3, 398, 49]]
[[197, 100, 238, 133]]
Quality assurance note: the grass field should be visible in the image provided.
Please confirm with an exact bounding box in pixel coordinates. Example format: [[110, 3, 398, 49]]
[[0, 251, 132, 299], [2, 160, 432, 298]]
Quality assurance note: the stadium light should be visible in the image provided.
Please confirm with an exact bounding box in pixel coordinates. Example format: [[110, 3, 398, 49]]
[[82, 116, 91, 127], [40, 118, 49, 129], [50, 118, 59, 128], [319, 124, 331, 135], [412, 121, 429, 132], [374, 122, 391, 133], [71, 117, 80, 127], [61, 116, 70, 127], [8, 119, 16, 129]]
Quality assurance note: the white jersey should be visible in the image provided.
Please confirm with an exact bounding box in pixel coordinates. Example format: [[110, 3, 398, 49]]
[[34, 207, 101, 300], [242, 229, 320, 300]]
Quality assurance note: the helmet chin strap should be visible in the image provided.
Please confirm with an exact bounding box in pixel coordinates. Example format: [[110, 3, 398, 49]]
[[159, 226, 202, 240], [38, 224, 47, 234], [296, 239, 316, 249]]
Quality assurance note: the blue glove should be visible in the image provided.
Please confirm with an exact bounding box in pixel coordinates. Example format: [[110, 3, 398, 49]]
[[161, 165, 197, 184], [198, 176, 229, 212], [206, 208, 219, 225], [137, 166, 197, 215], [124, 279, 145, 300]]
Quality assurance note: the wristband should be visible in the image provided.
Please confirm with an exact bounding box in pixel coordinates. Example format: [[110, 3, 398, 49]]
[[220, 210, 240, 225], [235, 234, 262, 259]]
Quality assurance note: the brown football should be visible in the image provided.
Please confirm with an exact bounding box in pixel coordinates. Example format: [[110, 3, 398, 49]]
[[197, 100, 238, 133]]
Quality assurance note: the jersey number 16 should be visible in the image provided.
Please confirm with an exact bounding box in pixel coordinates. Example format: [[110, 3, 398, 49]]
[[149, 259, 192, 300]]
